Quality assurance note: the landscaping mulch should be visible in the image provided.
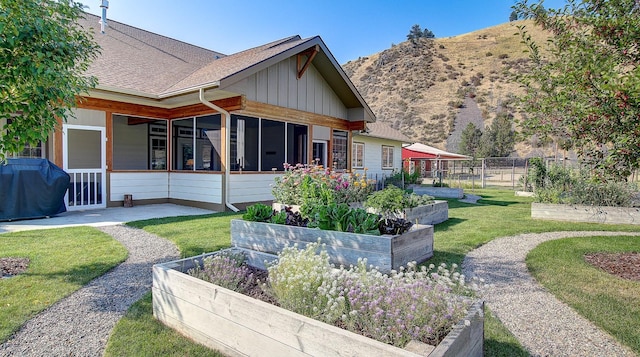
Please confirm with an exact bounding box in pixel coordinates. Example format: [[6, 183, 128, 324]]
[[0, 257, 30, 277], [584, 252, 640, 282]]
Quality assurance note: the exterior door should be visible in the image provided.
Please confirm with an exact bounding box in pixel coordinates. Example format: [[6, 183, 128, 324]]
[[63, 125, 106, 210]]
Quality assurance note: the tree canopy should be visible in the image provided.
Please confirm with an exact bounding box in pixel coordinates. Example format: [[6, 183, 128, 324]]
[[407, 24, 435, 43], [458, 123, 483, 158], [0, 0, 99, 161], [513, 0, 640, 181]]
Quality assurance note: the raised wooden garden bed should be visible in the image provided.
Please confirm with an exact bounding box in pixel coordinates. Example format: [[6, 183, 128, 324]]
[[272, 201, 449, 225], [410, 186, 464, 199], [230, 220, 434, 273], [531, 202, 640, 225], [152, 248, 484, 357]]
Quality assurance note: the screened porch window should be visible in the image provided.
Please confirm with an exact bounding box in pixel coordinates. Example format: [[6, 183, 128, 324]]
[[112, 115, 167, 170], [172, 115, 221, 171], [230, 115, 259, 171], [230, 115, 309, 171], [287, 123, 308, 166]]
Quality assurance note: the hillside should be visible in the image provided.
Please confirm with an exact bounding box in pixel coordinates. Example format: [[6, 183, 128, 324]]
[[342, 20, 551, 156]]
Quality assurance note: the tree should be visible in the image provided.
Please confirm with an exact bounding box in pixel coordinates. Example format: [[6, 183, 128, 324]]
[[407, 24, 435, 43], [423, 28, 435, 39], [0, 0, 99, 161], [513, 0, 640, 181], [458, 123, 483, 157], [509, 10, 518, 21], [407, 24, 423, 42], [485, 112, 516, 157]]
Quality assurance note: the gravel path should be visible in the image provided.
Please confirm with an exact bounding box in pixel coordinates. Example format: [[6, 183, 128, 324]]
[[463, 231, 640, 357], [0, 225, 179, 357]]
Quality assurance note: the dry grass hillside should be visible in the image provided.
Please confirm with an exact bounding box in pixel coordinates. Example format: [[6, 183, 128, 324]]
[[343, 20, 551, 156]]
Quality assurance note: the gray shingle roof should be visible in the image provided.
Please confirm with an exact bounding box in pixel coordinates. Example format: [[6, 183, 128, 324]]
[[79, 13, 223, 96], [359, 122, 412, 143], [78, 13, 375, 122]]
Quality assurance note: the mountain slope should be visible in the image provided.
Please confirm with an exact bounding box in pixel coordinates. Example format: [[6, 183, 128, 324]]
[[343, 20, 550, 155]]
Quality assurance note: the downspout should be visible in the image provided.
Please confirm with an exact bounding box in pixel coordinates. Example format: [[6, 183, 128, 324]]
[[199, 88, 240, 212]]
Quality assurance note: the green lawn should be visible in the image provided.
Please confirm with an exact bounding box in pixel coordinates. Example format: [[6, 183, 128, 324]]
[[106, 189, 639, 356], [0, 227, 127, 343], [527, 235, 640, 354]]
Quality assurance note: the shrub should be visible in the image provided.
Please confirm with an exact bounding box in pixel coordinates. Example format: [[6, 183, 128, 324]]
[[265, 242, 476, 347], [385, 169, 421, 187], [528, 159, 637, 206], [188, 252, 255, 293], [365, 185, 433, 217]]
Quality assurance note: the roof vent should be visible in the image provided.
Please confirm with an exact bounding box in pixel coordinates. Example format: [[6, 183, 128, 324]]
[[99, 0, 109, 34]]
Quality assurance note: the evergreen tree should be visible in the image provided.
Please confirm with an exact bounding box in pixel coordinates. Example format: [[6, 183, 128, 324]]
[[407, 24, 423, 42], [509, 10, 518, 21], [459, 123, 483, 157], [423, 28, 435, 38], [487, 112, 516, 157]]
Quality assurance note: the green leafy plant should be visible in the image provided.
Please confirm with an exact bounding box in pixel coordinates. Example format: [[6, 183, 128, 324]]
[[365, 185, 434, 218], [307, 203, 379, 234], [242, 203, 274, 222]]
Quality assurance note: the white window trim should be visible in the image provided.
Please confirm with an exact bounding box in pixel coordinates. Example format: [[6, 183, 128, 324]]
[[382, 145, 394, 169], [352, 142, 365, 168]]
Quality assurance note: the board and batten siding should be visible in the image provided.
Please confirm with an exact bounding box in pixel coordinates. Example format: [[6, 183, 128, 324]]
[[355, 136, 404, 180], [169, 172, 222, 204], [226, 58, 348, 120], [110, 172, 169, 201], [228, 174, 281, 203]]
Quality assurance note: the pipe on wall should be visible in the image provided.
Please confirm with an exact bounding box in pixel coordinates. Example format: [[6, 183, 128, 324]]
[[198, 88, 239, 212]]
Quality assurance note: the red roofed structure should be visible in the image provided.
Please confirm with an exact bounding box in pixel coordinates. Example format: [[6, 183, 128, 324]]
[[402, 143, 470, 178]]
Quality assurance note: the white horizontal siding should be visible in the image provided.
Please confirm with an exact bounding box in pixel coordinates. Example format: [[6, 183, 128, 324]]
[[169, 173, 222, 204], [355, 136, 403, 182], [229, 174, 282, 203], [109, 172, 169, 201]]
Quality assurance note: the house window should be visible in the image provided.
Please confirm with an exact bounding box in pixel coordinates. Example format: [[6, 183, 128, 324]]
[[112, 115, 167, 170], [172, 115, 221, 171], [3, 118, 44, 159], [382, 145, 394, 169], [352, 142, 364, 168], [332, 130, 348, 170]]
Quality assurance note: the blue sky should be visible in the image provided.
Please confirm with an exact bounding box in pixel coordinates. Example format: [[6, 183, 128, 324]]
[[86, 0, 567, 64]]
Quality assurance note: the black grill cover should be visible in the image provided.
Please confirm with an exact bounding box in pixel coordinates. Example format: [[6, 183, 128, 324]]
[[0, 158, 70, 221]]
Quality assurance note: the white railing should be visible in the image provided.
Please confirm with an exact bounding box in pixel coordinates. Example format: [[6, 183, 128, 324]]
[[66, 169, 105, 210]]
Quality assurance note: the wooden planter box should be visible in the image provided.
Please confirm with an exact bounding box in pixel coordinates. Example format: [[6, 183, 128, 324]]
[[403, 200, 448, 225], [273, 201, 448, 225], [409, 186, 464, 199], [531, 202, 640, 225], [152, 248, 484, 357], [231, 220, 434, 273]]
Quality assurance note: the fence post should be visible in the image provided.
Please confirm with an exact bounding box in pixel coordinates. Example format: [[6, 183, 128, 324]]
[[481, 159, 486, 188], [512, 158, 516, 190]]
